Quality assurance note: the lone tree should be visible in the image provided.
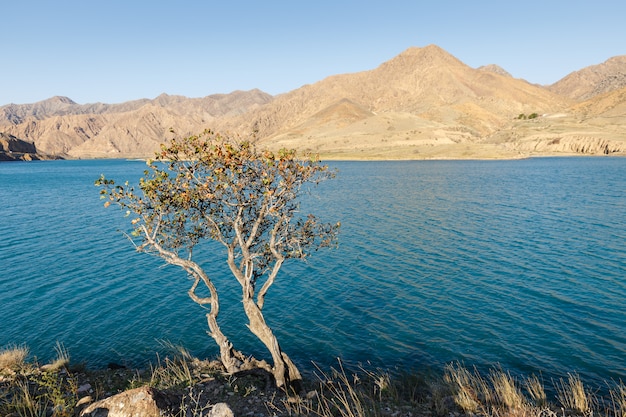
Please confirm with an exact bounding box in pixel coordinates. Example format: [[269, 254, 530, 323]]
[[96, 130, 339, 389]]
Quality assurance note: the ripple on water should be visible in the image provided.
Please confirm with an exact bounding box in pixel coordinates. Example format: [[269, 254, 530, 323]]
[[0, 158, 625, 388]]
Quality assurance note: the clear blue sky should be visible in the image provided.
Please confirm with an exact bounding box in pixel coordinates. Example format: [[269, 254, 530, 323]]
[[3, 0, 625, 105]]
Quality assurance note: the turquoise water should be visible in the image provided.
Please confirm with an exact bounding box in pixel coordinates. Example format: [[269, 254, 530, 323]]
[[0, 157, 624, 387]]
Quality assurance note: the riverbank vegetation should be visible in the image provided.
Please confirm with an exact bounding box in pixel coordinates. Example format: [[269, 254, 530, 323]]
[[1, 343, 625, 417]]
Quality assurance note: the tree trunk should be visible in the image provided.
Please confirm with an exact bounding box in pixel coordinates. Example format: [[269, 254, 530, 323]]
[[205, 302, 243, 374], [242, 297, 302, 389], [158, 248, 244, 376]]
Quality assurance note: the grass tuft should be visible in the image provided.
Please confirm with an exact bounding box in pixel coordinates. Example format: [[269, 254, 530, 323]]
[[150, 356, 194, 389], [556, 373, 592, 414], [1, 344, 77, 417], [0, 344, 30, 372], [525, 374, 548, 408], [444, 362, 483, 413], [312, 360, 368, 417], [490, 368, 525, 410], [610, 381, 626, 417], [148, 341, 198, 390], [12, 379, 47, 417], [279, 359, 429, 417]]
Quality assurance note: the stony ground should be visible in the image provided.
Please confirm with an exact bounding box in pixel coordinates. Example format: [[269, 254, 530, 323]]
[[73, 359, 431, 417], [4, 353, 620, 417]]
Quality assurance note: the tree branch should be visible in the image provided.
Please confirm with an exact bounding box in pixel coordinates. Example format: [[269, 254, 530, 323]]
[[257, 221, 285, 309], [188, 275, 212, 306]]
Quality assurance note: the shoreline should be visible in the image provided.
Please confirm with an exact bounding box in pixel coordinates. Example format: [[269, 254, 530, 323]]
[[2, 344, 625, 417], [2, 152, 626, 163]]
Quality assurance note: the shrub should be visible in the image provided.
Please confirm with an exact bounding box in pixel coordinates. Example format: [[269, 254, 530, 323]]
[[0, 344, 29, 372]]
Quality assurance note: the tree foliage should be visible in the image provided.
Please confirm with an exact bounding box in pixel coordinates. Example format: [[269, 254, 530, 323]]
[[96, 130, 339, 388]]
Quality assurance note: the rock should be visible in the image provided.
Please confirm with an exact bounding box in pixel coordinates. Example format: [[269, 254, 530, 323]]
[[0, 133, 40, 161], [75, 396, 93, 415], [77, 383, 92, 394], [0, 133, 36, 154], [208, 402, 234, 417], [76, 396, 93, 407], [515, 135, 626, 155], [80, 386, 176, 417]]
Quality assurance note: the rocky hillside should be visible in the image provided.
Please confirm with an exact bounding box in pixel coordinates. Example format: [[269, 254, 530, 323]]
[[1, 45, 626, 160], [222, 45, 582, 159], [485, 71, 626, 158], [548, 55, 626, 101], [0, 132, 57, 161], [0, 90, 272, 158], [477, 64, 513, 77], [231, 45, 568, 138]]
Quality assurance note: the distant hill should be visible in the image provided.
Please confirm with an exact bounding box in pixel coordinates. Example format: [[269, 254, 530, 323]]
[[0, 90, 272, 158], [1, 45, 625, 160], [222, 45, 574, 159], [233, 45, 567, 137], [548, 55, 626, 101], [0, 96, 150, 124], [572, 85, 626, 119]]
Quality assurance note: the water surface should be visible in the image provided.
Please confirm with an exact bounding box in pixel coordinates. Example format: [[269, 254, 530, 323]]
[[0, 157, 624, 388]]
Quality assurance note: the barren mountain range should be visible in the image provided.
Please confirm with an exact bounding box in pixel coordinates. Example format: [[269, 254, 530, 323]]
[[1, 44, 625, 160]]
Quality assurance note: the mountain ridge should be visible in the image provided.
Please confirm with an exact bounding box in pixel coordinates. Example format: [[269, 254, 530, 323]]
[[2, 45, 625, 160], [548, 55, 626, 101]]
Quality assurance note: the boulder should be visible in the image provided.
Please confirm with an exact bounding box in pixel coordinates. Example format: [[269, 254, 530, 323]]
[[80, 386, 176, 417], [78, 385, 235, 417], [208, 402, 234, 417]]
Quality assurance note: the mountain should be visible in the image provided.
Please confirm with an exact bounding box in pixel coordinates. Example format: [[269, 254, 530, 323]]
[[548, 55, 626, 101], [234, 45, 567, 136], [572, 85, 626, 118], [222, 45, 574, 159], [1, 45, 625, 160], [0, 132, 59, 161], [477, 64, 512, 77], [0, 96, 150, 125], [0, 90, 272, 158]]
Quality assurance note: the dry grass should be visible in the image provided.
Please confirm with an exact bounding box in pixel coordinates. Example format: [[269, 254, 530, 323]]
[[1, 353, 77, 417], [489, 368, 525, 410], [0, 344, 29, 372], [524, 374, 547, 408], [158, 340, 195, 362], [444, 362, 484, 413], [148, 342, 196, 389], [5, 344, 626, 417], [610, 381, 626, 417], [40, 342, 70, 372], [278, 359, 428, 417], [11, 380, 47, 417], [555, 373, 592, 414], [150, 355, 194, 389], [360, 365, 392, 401], [443, 364, 594, 417], [313, 361, 368, 417]]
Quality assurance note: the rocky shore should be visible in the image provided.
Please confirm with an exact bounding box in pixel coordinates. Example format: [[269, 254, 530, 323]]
[[2, 344, 625, 417]]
